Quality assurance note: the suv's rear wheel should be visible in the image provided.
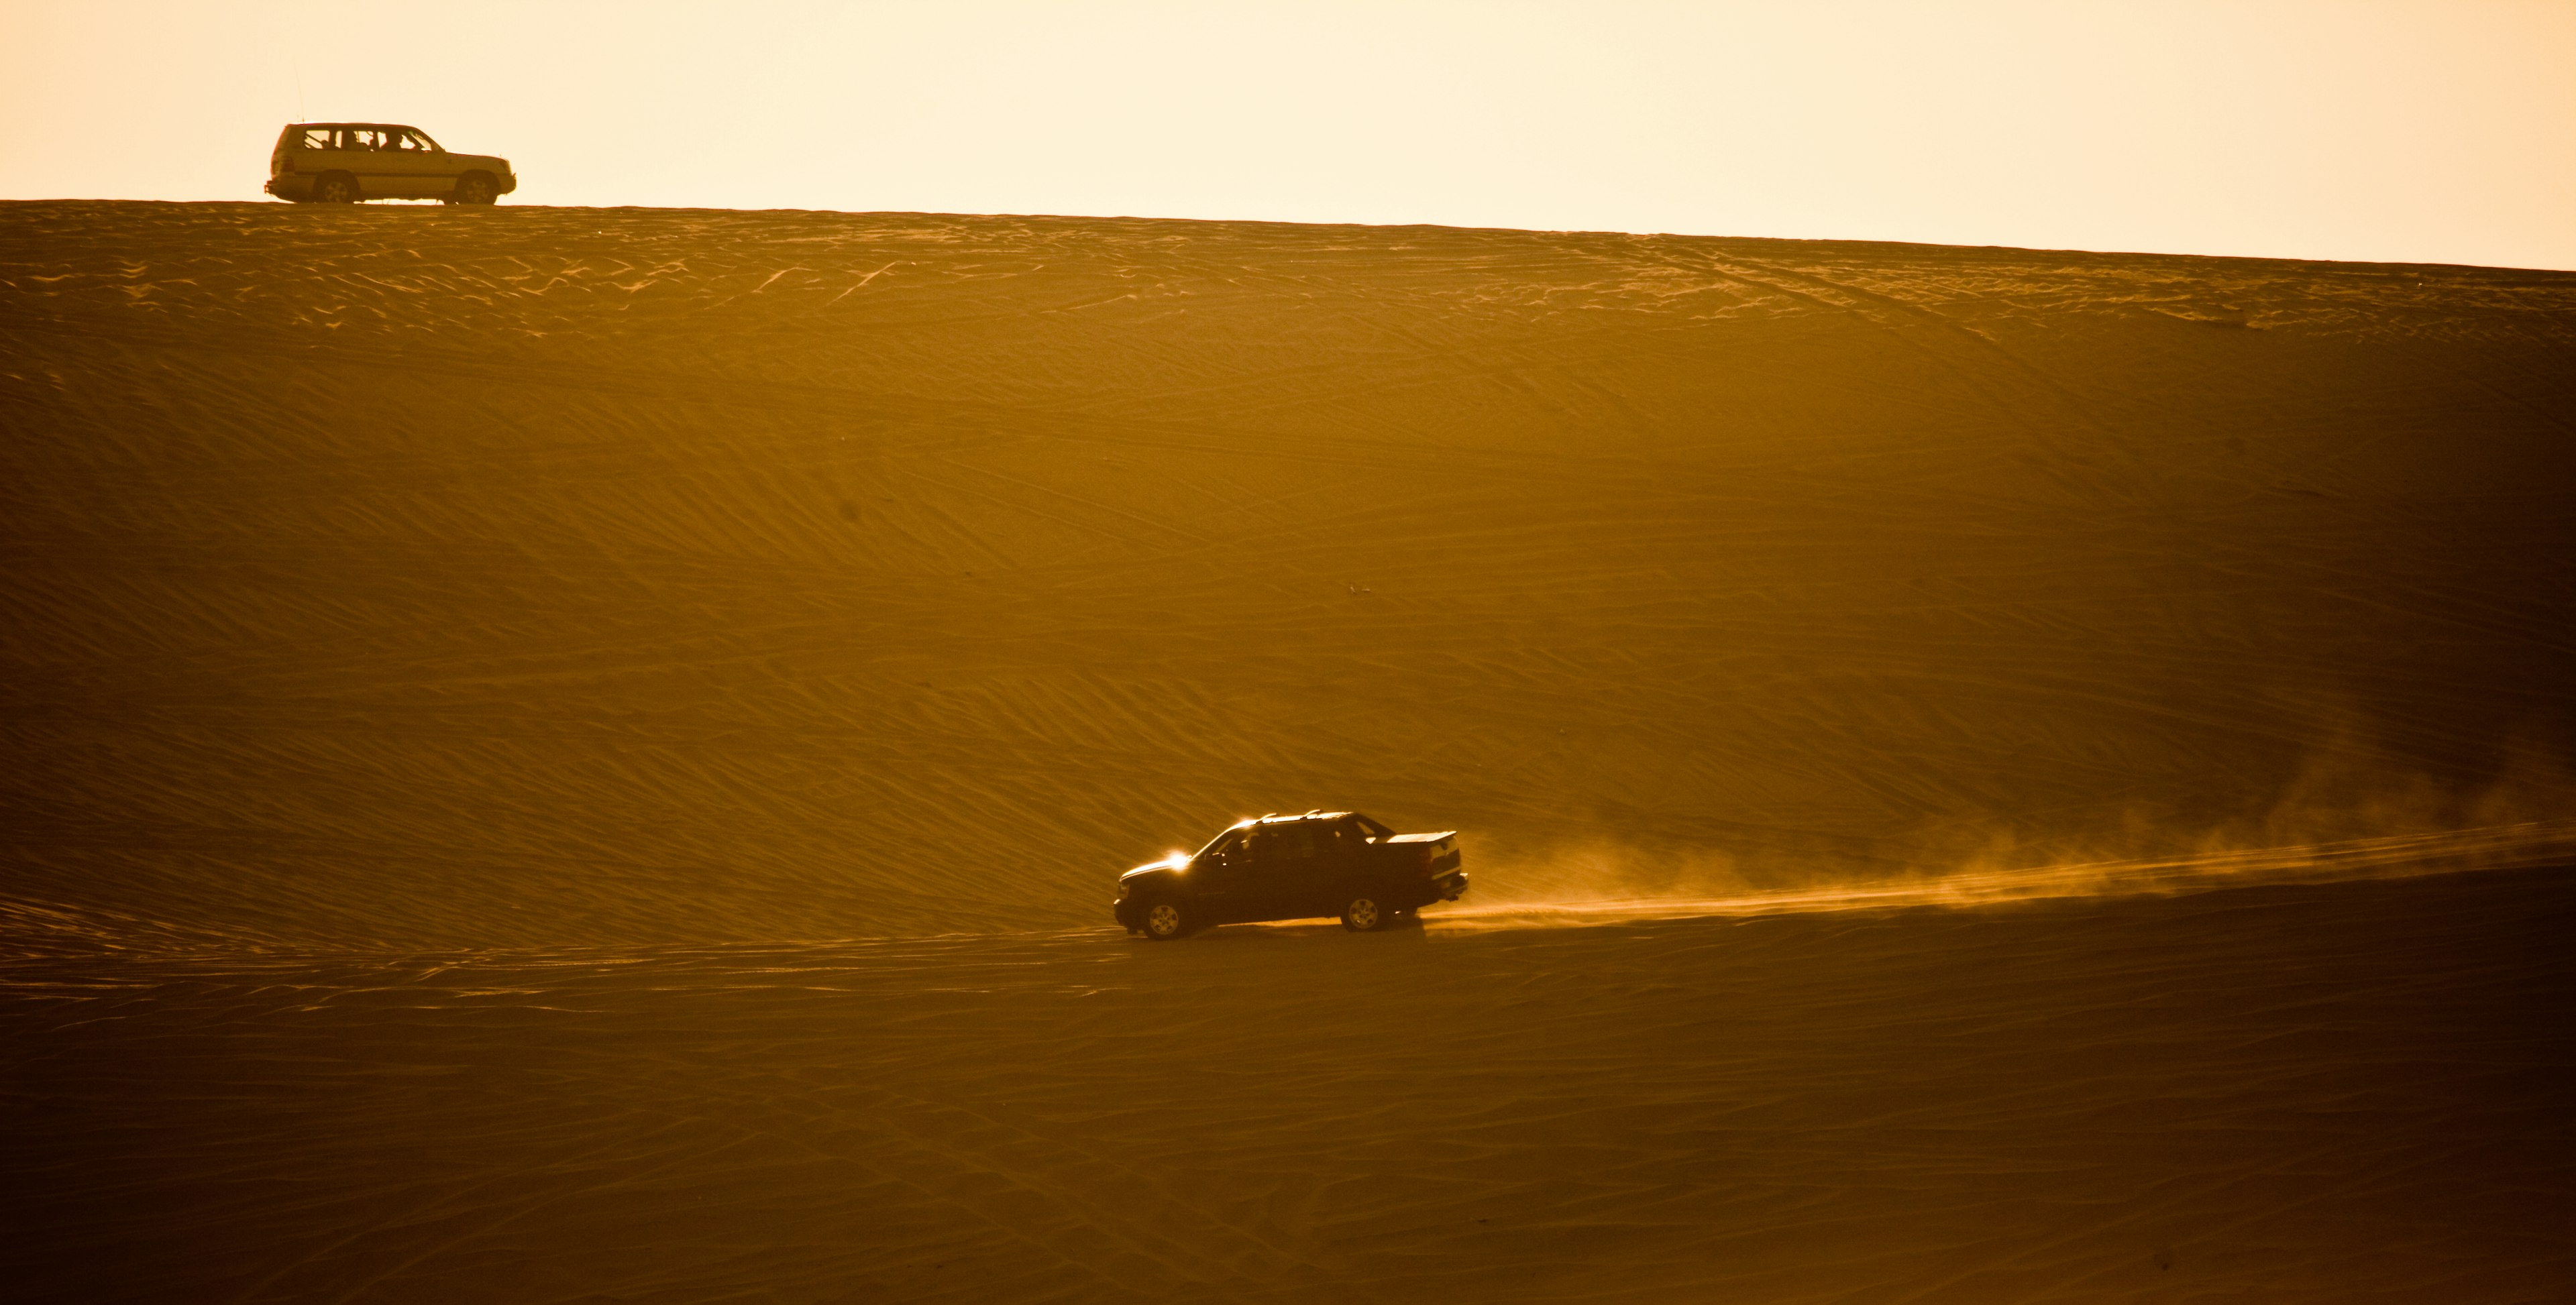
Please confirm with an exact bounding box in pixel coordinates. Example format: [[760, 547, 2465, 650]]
[[1141, 900, 1191, 941], [314, 173, 359, 204], [451, 172, 497, 205], [1340, 895, 1385, 932]]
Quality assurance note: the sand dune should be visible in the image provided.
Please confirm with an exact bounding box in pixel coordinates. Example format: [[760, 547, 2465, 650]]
[[4, 201, 2571, 947], [3, 201, 2575, 1299]]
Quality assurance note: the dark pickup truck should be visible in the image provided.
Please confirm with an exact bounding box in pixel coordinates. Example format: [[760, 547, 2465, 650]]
[[1114, 810, 1468, 940]]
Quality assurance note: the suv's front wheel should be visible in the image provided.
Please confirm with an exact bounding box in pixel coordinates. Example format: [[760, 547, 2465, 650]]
[[1140, 900, 1191, 941], [450, 172, 498, 205]]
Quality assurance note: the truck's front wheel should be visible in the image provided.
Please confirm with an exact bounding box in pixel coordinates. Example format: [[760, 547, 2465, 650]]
[[1141, 900, 1191, 940]]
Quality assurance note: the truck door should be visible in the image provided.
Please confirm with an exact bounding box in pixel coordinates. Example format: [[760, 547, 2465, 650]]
[[1190, 829, 1258, 921], [1267, 822, 1337, 919], [1319, 817, 1372, 886], [1222, 825, 1308, 922]]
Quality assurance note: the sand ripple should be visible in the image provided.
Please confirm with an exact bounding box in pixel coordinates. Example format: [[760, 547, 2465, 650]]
[[6, 867, 2571, 1302]]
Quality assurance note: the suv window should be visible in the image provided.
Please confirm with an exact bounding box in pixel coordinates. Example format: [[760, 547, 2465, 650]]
[[299, 127, 337, 150], [398, 129, 439, 152]]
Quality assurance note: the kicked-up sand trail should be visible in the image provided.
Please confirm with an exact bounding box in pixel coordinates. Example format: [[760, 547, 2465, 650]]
[[2, 201, 2573, 1300]]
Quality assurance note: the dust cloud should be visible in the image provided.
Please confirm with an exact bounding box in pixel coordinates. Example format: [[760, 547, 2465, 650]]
[[1448, 819, 2576, 933], [1454, 736, 2576, 929]]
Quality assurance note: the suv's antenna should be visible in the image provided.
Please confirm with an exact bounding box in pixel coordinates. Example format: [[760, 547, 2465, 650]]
[[292, 57, 306, 123]]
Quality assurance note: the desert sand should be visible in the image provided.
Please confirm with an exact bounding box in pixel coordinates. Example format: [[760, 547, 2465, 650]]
[[3, 200, 2573, 1301]]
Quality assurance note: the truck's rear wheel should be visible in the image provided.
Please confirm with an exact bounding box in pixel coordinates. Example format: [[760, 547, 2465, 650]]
[[1340, 895, 1385, 932], [1141, 901, 1190, 940]]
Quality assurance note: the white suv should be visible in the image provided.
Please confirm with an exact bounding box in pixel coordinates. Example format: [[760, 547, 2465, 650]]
[[264, 123, 518, 205]]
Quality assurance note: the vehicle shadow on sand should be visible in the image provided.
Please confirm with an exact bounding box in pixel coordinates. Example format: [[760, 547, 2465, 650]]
[[1138, 914, 1434, 945]]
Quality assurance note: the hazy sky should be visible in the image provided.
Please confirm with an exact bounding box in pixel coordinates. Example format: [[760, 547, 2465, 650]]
[[6, 1, 2572, 270]]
